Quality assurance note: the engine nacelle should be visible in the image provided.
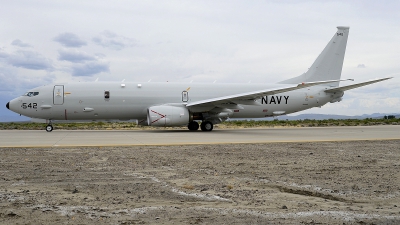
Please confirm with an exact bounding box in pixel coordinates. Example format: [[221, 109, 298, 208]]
[[147, 105, 190, 127], [330, 97, 343, 103], [137, 118, 149, 126], [330, 91, 344, 103]]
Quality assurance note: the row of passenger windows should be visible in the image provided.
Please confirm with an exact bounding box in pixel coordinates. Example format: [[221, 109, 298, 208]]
[[23, 92, 39, 97]]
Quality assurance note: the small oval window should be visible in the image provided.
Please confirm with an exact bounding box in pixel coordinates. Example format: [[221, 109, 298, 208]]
[[104, 91, 110, 99]]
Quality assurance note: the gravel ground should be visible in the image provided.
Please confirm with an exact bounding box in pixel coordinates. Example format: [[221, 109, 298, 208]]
[[1, 140, 400, 224]]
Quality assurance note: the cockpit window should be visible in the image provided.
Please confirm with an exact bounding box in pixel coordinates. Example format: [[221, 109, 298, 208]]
[[23, 92, 39, 97]]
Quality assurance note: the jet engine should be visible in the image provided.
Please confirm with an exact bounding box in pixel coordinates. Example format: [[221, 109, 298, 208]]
[[147, 105, 190, 127], [330, 91, 344, 103]]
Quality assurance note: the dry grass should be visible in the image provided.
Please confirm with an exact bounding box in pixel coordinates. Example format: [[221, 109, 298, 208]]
[[182, 184, 195, 190], [0, 117, 399, 130]]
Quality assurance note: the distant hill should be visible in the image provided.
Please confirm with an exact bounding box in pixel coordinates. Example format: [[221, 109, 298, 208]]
[[0, 115, 30, 123], [260, 113, 400, 121]]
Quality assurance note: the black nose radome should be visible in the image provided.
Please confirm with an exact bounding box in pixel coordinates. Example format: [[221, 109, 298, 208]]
[[6, 102, 9, 109]]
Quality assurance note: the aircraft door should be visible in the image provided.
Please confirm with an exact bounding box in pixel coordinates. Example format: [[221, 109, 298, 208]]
[[303, 92, 309, 106], [53, 85, 64, 105], [182, 90, 189, 102]]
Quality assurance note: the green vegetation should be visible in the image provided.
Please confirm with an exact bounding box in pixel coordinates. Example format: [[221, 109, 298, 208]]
[[0, 121, 141, 130], [0, 117, 399, 130], [220, 117, 400, 128]]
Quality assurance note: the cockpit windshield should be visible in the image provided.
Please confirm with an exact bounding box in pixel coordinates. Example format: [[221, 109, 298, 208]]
[[23, 92, 39, 97]]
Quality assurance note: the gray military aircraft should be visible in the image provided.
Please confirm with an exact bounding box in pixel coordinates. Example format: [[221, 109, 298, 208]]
[[6, 27, 391, 132]]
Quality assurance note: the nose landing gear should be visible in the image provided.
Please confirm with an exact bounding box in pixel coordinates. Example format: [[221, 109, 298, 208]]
[[46, 120, 53, 132]]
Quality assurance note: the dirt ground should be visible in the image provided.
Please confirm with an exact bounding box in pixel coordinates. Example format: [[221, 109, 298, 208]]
[[1, 140, 400, 224]]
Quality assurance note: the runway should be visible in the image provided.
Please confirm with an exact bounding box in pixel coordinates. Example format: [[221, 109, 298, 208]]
[[0, 125, 399, 147]]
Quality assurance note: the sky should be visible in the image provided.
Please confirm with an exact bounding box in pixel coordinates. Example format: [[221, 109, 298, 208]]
[[1, 0, 399, 121]]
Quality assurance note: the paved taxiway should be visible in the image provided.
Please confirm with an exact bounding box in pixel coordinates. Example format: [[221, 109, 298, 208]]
[[0, 125, 399, 147]]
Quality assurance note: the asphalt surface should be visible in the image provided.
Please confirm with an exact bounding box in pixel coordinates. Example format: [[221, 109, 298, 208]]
[[1, 141, 400, 224], [0, 125, 399, 147]]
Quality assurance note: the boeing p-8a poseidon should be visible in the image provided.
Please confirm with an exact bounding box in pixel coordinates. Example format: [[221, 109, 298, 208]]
[[6, 27, 391, 132]]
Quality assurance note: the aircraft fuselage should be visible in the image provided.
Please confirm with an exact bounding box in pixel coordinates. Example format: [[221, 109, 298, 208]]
[[7, 82, 336, 121]]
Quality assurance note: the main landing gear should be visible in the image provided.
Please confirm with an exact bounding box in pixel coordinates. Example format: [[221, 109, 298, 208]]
[[46, 120, 53, 132], [187, 121, 214, 131], [200, 121, 213, 131], [188, 121, 199, 131]]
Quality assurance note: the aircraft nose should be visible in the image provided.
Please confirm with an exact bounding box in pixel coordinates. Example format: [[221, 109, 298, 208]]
[[6, 102, 9, 109]]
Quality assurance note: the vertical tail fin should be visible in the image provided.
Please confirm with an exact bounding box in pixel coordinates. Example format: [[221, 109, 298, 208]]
[[279, 26, 350, 87]]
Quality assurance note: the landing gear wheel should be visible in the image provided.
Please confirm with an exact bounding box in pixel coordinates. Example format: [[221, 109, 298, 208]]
[[200, 121, 213, 131], [188, 121, 199, 131], [46, 125, 53, 132]]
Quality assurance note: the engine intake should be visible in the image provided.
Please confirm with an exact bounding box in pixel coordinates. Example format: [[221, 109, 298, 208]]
[[147, 105, 190, 127]]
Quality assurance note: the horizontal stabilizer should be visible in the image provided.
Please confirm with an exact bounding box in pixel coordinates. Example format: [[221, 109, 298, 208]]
[[324, 77, 392, 93]]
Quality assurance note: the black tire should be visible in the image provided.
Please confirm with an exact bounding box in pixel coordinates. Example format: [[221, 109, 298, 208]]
[[200, 121, 213, 131], [46, 125, 53, 132], [188, 121, 199, 131]]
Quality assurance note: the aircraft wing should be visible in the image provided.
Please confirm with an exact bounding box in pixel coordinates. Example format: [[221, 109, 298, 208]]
[[324, 77, 392, 93], [186, 79, 352, 108]]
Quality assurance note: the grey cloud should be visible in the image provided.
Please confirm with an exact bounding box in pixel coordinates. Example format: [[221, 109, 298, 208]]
[[0, 70, 16, 92], [58, 49, 96, 63], [357, 64, 366, 68], [11, 39, 32, 47], [6, 50, 53, 70], [94, 53, 106, 58], [0, 51, 8, 59], [71, 61, 109, 76], [53, 33, 87, 48], [92, 30, 136, 50], [56, 49, 109, 76]]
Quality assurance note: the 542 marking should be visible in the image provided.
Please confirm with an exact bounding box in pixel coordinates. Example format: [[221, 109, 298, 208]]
[[21, 103, 37, 109]]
